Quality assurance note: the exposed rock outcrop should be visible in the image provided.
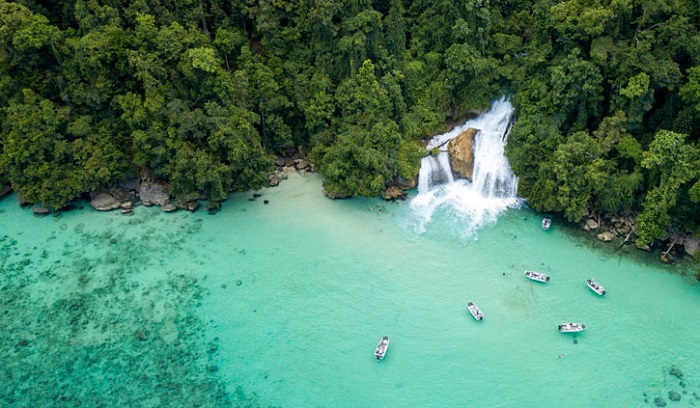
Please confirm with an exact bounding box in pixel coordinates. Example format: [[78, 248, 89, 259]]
[[139, 182, 170, 206], [395, 176, 417, 190], [117, 177, 139, 191], [382, 186, 406, 201], [683, 236, 700, 257], [324, 190, 351, 199], [448, 128, 477, 180], [268, 147, 316, 188], [16, 194, 29, 207]]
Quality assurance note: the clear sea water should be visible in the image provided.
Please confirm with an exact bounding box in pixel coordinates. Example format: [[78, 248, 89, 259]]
[[1, 172, 698, 408]]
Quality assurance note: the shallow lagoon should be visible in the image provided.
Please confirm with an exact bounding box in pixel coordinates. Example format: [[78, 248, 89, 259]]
[[1, 173, 698, 407]]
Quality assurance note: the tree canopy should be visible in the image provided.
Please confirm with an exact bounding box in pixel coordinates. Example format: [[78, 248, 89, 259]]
[[0, 0, 699, 245]]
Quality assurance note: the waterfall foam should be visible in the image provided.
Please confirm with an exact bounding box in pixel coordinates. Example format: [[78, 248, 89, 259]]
[[411, 98, 522, 236]]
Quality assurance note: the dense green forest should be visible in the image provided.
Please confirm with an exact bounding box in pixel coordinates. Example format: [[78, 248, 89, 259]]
[[1, 0, 699, 247]]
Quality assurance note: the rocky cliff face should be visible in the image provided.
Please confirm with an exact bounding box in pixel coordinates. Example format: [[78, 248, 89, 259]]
[[0, 184, 11, 199], [448, 128, 477, 180]]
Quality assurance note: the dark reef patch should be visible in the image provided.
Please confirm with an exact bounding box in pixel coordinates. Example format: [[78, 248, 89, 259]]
[[0, 209, 270, 407]]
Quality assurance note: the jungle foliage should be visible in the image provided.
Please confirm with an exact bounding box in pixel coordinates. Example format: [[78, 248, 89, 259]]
[[0, 0, 699, 244]]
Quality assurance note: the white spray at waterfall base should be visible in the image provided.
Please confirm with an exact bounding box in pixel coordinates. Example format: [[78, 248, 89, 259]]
[[410, 98, 523, 237]]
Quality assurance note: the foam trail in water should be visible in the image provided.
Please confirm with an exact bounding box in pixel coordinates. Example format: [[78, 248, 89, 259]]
[[411, 98, 522, 237]]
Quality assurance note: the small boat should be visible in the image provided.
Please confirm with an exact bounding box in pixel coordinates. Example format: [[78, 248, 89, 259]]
[[558, 323, 586, 333], [524, 270, 550, 282], [374, 336, 390, 360], [542, 217, 552, 230], [586, 278, 606, 295], [467, 301, 484, 321]]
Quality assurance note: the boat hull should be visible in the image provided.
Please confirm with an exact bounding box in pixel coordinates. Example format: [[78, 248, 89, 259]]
[[586, 279, 606, 295], [542, 218, 552, 230], [374, 336, 390, 360], [524, 271, 550, 282], [467, 302, 484, 320], [558, 323, 585, 333]]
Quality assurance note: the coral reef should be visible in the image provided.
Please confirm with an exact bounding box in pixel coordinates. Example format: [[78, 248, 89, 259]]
[[0, 209, 266, 407]]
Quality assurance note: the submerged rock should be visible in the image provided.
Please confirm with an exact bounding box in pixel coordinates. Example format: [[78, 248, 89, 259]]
[[670, 367, 683, 380], [134, 329, 148, 341], [159, 319, 179, 344], [654, 397, 667, 407], [668, 391, 681, 401]]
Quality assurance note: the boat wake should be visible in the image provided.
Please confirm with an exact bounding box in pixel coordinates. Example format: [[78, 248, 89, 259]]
[[410, 98, 522, 237]]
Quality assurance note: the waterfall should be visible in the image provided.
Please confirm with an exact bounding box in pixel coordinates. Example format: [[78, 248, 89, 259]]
[[410, 98, 521, 236]]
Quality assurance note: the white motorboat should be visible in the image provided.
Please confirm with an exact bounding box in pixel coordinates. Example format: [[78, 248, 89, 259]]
[[542, 217, 552, 230], [467, 301, 484, 321], [586, 278, 606, 295], [558, 323, 586, 333], [524, 270, 550, 282], [374, 336, 389, 360]]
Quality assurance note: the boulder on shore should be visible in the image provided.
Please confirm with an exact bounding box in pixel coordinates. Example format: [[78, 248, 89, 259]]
[[448, 128, 477, 180], [178, 200, 200, 212], [32, 205, 50, 216], [268, 173, 281, 187], [294, 159, 310, 171], [597, 231, 615, 242], [161, 202, 177, 212], [585, 219, 599, 230], [91, 192, 122, 211]]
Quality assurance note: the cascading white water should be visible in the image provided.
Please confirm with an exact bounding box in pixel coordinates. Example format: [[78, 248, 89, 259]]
[[410, 98, 521, 236]]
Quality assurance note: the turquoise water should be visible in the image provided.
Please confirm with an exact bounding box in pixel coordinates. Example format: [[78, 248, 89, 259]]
[[1, 173, 698, 407]]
